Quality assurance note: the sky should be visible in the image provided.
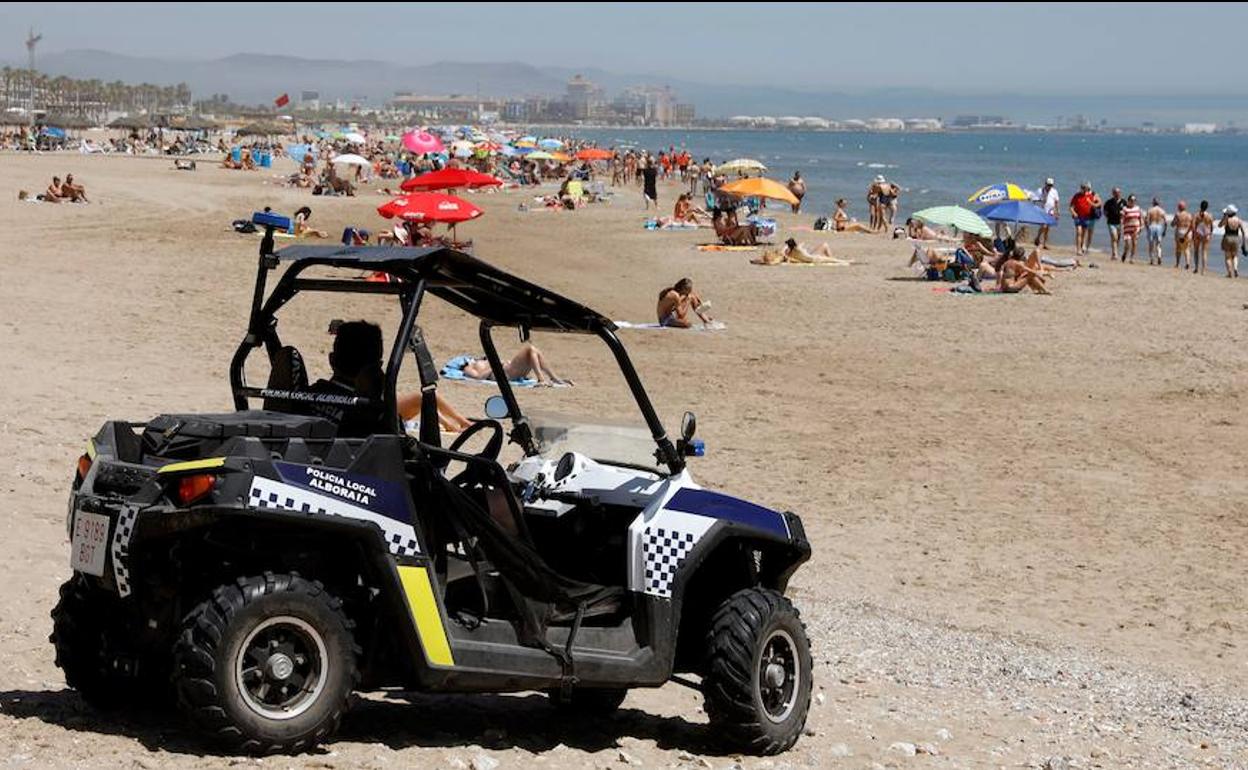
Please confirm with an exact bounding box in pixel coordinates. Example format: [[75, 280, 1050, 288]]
[[3, 2, 1248, 95]]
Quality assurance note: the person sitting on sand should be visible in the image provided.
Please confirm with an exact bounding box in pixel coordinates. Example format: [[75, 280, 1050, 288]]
[[241, 148, 256, 171], [63, 174, 88, 203], [293, 206, 329, 238], [43, 176, 66, 203], [998, 247, 1051, 294], [906, 217, 954, 241], [712, 208, 758, 246], [673, 193, 710, 225], [657, 278, 714, 328], [834, 199, 874, 233], [454, 343, 573, 387]]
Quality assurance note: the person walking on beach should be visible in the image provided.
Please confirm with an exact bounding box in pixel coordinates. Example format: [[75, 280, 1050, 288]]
[[867, 178, 882, 232], [1193, 200, 1214, 274], [1120, 194, 1143, 263], [788, 171, 806, 213], [641, 160, 659, 210], [1219, 205, 1244, 278], [1069, 182, 1095, 256], [1171, 201, 1194, 270], [1102, 187, 1125, 259], [1035, 178, 1059, 249], [1145, 198, 1168, 265]]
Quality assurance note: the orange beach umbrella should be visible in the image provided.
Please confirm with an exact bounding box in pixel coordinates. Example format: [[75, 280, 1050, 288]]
[[719, 177, 799, 206]]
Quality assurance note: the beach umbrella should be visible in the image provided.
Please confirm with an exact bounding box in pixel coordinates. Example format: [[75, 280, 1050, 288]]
[[911, 206, 992, 237], [967, 182, 1031, 206], [449, 140, 475, 158], [400, 168, 502, 192], [715, 158, 767, 176], [538, 138, 563, 150], [44, 114, 94, 130], [475, 140, 502, 152], [576, 148, 613, 161], [720, 177, 799, 206], [976, 200, 1057, 226], [331, 153, 371, 167], [378, 193, 483, 223], [549, 151, 573, 163], [402, 130, 444, 154], [286, 143, 317, 164], [342, 131, 367, 144], [236, 121, 285, 136], [108, 114, 151, 130], [524, 150, 555, 161], [498, 145, 519, 157]]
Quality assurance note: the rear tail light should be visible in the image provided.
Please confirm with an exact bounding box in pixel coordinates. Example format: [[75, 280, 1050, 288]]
[[75, 453, 93, 483], [175, 474, 217, 506]]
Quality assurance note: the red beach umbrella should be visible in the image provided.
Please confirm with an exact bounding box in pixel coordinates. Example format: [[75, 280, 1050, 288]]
[[377, 193, 483, 223], [399, 167, 502, 192]]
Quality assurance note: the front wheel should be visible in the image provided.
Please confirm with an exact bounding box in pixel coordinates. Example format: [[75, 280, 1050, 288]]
[[702, 588, 812, 755], [173, 573, 359, 754]]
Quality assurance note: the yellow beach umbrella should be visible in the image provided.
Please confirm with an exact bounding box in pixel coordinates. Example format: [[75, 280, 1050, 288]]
[[967, 182, 1030, 206], [720, 176, 799, 206], [549, 151, 573, 162]]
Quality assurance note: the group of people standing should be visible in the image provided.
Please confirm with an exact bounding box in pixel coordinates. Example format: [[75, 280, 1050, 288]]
[[1056, 180, 1243, 277]]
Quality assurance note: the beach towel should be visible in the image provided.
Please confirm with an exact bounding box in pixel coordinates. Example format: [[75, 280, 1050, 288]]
[[439, 356, 569, 388], [695, 244, 759, 252], [614, 320, 727, 331], [645, 219, 698, 230]]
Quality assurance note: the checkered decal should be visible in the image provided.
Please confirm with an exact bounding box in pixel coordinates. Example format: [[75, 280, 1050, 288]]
[[642, 527, 697, 598], [249, 476, 420, 558], [112, 503, 141, 597]]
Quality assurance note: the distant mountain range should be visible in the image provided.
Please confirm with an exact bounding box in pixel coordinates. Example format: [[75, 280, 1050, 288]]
[[11, 49, 1248, 125]]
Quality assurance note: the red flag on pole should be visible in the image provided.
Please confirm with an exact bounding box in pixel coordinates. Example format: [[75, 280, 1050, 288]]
[[274, 93, 290, 108]]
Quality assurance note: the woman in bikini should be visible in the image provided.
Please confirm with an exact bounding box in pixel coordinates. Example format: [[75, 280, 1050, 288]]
[[997, 247, 1051, 294], [1171, 201, 1193, 270], [656, 278, 713, 328], [834, 199, 873, 233], [1219, 204, 1244, 279], [293, 206, 329, 238], [457, 343, 573, 387], [1192, 200, 1214, 275]]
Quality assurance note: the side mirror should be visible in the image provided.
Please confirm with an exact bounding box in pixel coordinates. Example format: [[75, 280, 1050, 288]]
[[484, 395, 510, 420], [681, 411, 697, 442], [677, 411, 705, 458]]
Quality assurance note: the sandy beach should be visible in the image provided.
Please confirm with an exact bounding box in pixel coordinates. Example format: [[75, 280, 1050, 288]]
[[1, 152, 1246, 768]]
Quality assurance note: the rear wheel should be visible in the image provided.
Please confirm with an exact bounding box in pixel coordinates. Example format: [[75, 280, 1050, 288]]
[[173, 573, 359, 754], [546, 686, 628, 715], [50, 574, 171, 709], [702, 588, 812, 755]]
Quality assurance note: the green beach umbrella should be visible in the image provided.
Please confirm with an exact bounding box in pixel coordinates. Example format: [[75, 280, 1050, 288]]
[[911, 205, 991, 237]]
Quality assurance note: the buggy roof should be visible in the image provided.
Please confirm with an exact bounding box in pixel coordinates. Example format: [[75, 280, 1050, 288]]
[[273, 245, 615, 333]]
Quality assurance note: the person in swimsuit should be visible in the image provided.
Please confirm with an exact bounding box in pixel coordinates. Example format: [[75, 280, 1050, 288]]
[[1192, 200, 1214, 275], [788, 171, 806, 213], [835, 199, 874, 233], [656, 277, 713, 328], [867, 176, 884, 232], [1144, 198, 1168, 265], [778, 238, 849, 264], [43, 176, 66, 203], [1120, 194, 1143, 263], [904, 216, 952, 241], [293, 206, 329, 238], [1219, 205, 1244, 279], [457, 343, 573, 386], [1171, 200, 1193, 270], [63, 173, 88, 203], [997, 247, 1051, 294]]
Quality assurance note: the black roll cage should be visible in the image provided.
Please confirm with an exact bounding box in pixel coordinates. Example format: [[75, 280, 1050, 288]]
[[228, 240, 685, 474]]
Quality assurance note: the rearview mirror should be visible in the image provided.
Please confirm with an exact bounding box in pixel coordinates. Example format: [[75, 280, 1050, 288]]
[[681, 412, 697, 442], [484, 395, 510, 420]]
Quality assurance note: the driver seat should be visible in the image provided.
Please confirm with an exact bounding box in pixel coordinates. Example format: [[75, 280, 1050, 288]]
[[263, 346, 309, 411]]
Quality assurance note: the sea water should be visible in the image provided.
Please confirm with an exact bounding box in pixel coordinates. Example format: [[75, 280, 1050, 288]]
[[566, 127, 1248, 250]]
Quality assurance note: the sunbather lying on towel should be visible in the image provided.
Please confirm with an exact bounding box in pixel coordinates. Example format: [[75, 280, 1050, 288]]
[[451, 343, 574, 387], [657, 278, 714, 327]]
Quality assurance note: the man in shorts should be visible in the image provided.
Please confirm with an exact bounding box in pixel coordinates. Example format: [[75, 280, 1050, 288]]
[[1036, 178, 1059, 249], [1069, 182, 1095, 256], [1102, 187, 1124, 259]]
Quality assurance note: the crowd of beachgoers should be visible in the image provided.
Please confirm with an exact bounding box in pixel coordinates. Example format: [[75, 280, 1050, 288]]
[[11, 123, 1248, 304]]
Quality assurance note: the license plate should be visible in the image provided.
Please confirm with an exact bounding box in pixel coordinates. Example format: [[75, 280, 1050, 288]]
[[70, 511, 110, 576]]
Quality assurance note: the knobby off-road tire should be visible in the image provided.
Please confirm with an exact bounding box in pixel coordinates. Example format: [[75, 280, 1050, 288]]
[[702, 588, 813, 755], [547, 686, 629, 715], [173, 573, 359, 754], [50, 574, 172, 709]]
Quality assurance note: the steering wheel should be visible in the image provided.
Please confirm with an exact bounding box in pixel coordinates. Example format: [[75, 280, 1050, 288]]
[[446, 419, 505, 484]]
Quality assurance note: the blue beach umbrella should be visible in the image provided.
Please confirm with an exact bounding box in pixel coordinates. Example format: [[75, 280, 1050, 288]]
[[977, 200, 1056, 226], [285, 143, 317, 164], [538, 138, 563, 150]]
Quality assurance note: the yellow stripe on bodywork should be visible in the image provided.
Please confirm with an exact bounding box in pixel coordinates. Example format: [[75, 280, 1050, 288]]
[[85, 439, 97, 459], [157, 457, 227, 474], [397, 565, 455, 667]]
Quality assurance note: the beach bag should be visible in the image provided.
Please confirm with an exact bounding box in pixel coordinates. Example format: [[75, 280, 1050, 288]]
[[1091, 205, 1103, 220], [813, 217, 830, 231], [232, 220, 257, 234]]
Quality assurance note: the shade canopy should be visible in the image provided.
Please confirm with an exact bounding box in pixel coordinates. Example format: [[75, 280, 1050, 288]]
[[576, 148, 613, 161], [977, 200, 1057, 226], [399, 168, 502, 192], [719, 177, 799, 206], [968, 182, 1031, 206], [911, 206, 992, 237], [715, 158, 767, 175], [377, 193, 484, 224]]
